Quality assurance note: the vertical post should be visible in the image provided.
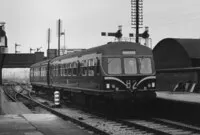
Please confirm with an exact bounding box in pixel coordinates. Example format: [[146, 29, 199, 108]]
[[64, 29, 66, 52], [58, 19, 61, 56], [15, 43, 17, 54], [47, 28, 51, 59], [0, 68, 2, 85], [135, 0, 139, 43]]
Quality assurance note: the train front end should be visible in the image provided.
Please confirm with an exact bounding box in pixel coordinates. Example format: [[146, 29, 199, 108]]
[[101, 45, 156, 103]]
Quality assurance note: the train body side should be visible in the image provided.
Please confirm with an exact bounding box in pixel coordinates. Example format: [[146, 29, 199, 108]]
[[30, 60, 49, 87], [30, 42, 156, 102]]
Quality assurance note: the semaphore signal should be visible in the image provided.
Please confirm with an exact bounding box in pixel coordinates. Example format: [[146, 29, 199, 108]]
[[101, 25, 123, 41]]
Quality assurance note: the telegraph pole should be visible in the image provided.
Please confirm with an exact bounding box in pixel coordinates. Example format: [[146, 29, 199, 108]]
[[57, 19, 61, 56], [131, 0, 143, 43]]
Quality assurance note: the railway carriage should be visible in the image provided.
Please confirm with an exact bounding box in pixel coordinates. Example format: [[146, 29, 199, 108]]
[[30, 60, 49, 87], [30, 41, 156, 106]]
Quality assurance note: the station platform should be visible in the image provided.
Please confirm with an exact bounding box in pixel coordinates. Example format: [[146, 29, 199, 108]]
[[0, 87, 32, 114], [0, 114, 91, 135], [0, 87, 91, 135], [156, 91, 200, 104]]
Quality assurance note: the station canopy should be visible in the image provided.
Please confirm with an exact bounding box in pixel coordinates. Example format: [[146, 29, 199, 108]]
[[153, 38, 200, 69]]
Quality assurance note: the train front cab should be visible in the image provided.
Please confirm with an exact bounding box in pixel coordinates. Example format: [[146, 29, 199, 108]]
[[100, 50, 156, 103]]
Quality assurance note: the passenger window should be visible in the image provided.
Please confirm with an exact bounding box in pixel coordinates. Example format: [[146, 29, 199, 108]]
[[88, 59, 94, 76], [77, 61, 81, 76], [68, 63, 72, 76], [60, 64, 65, 76], [72, 62, 77, 76], [81, 60, 88, 76], [65, 64, 68, 76]]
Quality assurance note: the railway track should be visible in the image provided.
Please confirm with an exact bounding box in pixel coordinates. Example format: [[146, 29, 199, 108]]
[[4, 84, 200, 135], [118, 118, 200, 135], [3, 84, 19, 101]]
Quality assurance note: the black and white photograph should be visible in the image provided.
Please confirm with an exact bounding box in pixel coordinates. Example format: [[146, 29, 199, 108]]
[[0, 0, 200, 134]]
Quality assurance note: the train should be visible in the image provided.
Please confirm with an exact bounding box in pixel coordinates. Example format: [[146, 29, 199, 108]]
[[30, 41, 156, 106]]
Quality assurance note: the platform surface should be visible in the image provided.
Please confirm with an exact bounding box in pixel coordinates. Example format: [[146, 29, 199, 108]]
[[156, 91, 200, 104], [0, 87, 32, 114], [2, 102, 32, 114], [0, 114, 91, 135]]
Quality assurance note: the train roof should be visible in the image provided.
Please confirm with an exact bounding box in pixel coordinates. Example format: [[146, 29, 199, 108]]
[[153, 38, 200, 69], [50, 41, 153, 63], [30, 41, 153, 68], [30, 59, 49, 68]]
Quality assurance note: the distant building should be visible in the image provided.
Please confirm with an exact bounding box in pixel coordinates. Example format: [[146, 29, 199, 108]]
[[47, 49, 57, 59]]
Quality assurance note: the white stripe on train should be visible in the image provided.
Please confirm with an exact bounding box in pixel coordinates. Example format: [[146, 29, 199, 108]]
[[105, 76, 156, 88], [136, 76, 156, 86], [104, 77, 127, 87]]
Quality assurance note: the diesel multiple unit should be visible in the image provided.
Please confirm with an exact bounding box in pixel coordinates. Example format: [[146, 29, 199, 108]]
[[30, 41, 156, 106]]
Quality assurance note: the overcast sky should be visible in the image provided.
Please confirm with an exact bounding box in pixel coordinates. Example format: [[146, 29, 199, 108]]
[[1, 0, 200, 55]]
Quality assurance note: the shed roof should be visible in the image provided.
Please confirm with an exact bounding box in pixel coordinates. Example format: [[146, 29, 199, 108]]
[[153, 38, 200, 69], [173, 38, 200, 58], [155, 38, 200, 59]]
